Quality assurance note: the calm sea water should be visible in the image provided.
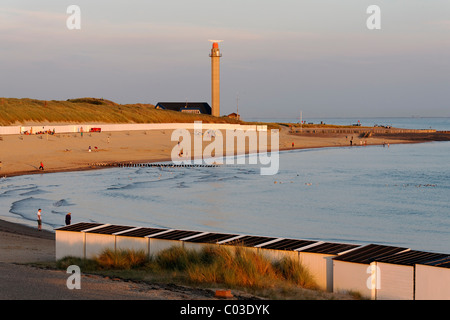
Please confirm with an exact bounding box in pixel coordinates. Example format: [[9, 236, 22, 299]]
[[249, 117, 450, 131], [1, 118, 449, 254]]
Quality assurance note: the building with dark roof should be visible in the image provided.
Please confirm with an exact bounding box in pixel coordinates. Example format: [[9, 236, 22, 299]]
[[155, 102, 211, 115]]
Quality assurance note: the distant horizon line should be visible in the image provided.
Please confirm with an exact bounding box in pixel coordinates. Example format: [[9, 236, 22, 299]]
[[244, 116, 450, 120], [3, 97, 448, 120]]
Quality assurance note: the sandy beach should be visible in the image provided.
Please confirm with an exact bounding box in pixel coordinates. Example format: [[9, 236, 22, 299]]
[[0, 125, 417, 178], [0, 124, 447, 300]]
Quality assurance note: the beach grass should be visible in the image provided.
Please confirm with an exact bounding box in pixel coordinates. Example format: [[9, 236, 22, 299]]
[[0, 97, 339, 130], [54, 245, 338, 299], [0, 97, 245, 126]]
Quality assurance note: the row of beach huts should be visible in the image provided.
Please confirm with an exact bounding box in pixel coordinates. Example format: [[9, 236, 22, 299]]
[[55, 222, 450, 300]]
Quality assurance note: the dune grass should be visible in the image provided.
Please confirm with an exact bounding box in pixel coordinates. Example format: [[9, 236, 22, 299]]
[[0, 97, 246, 126], [56, 245, 327, 299]]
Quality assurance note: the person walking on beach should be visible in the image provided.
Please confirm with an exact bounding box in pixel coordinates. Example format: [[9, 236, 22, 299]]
[[65, 212, 71, 226], [39, 161, 44, 170], [37, 209, 42, 231]]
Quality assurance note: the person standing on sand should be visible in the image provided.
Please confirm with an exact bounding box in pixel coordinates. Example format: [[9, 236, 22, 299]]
[[65, 212, 71, 225], [37, 209, 42, 231], [39, 161, 44, 170]]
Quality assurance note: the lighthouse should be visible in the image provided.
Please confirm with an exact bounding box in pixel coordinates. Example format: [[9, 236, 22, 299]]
[[209, 40, 222, 117]]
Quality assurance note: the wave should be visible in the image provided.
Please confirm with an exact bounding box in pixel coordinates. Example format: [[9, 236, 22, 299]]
[[0, 184, 39, 198], [9, 197, 49, 222], [196, 174, 246, 183], [9, 197, 72, 228], [53, 199, 74, 207], [102, 191, 162, 202], [106, 174, 182, 191], [176, 181, 189, 188]]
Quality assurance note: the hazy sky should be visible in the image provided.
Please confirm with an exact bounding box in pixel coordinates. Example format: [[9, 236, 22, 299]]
[[1, 1, 449, 119]]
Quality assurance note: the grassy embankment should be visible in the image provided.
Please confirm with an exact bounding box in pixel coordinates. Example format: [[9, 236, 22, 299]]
[[0, 97, 355, 130], [54, 245, 354, 300], [0, 97, 269, 126]]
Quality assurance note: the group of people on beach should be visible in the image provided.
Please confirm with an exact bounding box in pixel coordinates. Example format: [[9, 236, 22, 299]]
[[36, 208, 71, 231]]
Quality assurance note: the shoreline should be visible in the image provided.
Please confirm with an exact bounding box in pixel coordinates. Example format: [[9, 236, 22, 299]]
[[0, 129, 446, 239], [0, 140, 424, 179], [0, 140, 429, 178], [1, 126, 449, 240], [2, 126, 445, 179], [1, 125, 447, 232]]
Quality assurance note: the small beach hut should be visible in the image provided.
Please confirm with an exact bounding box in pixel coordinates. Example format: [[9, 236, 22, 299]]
[[371, 250, 448, 300], [114, 227, 169, 257], [257, 238, 318, 263], [83, 224, 137, 259], [55, 222, 104, 260], [182, 231, 242, 252], [217, 234, 280, 257], [332, 244, 409, 299], [145, 229, 205, 256], [415, 256, 450, 300], [298, 242, 360, 292]]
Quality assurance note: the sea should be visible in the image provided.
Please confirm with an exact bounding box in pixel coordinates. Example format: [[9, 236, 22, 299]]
[[1, 117, 449, 254], [248, 116, 450, 131]]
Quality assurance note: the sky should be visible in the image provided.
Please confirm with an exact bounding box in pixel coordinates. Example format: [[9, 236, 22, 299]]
[[1, 1, 449, 119]]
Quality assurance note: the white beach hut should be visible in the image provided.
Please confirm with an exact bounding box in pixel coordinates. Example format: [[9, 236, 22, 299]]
[[415, 256, 450, 300], [371, 250, 448, 300], [145, 229, 204, 256], [332, 244, 409, 299], [114, 227, 169, 258], [55, 222, 104, 260], [83, 224, 138, 259], [297, 242, 360, 292]]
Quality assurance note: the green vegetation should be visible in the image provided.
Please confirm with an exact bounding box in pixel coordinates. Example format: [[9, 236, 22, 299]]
[[0, 97, 244, 126], [54, 245, 350, 299], [1, 96, 368, 131], [1, 97, 356, 131]]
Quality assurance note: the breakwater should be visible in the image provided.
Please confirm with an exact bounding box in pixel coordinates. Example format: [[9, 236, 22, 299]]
[[291, 127, 436, 134], [89, 162, 220, 168]]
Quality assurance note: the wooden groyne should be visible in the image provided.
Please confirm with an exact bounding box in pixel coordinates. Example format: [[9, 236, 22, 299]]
[[89, 162, 220, 168]]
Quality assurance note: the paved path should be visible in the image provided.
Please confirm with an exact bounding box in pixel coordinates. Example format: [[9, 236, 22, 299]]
[[0, 262, 216, 300]]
